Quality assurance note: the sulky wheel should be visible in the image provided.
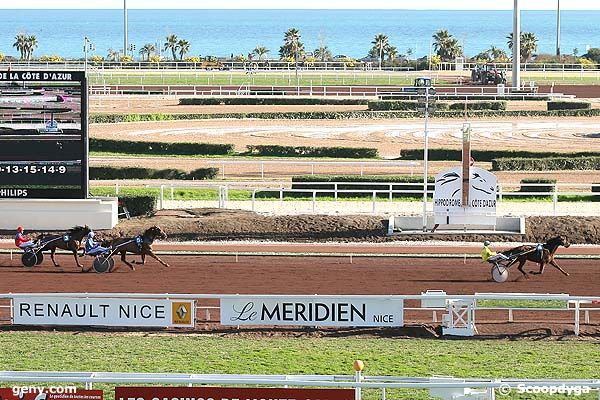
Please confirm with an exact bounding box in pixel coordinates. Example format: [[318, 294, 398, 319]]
[[491, 264, 509, 283], [93, 255, 113, 273], [21, 251, 38, 268], [35, 252, 44, 265]]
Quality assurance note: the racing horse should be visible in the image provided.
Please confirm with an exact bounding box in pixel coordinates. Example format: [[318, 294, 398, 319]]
[[504, 236, 571, 279], [107, 225, 170, 271], [38, 225, 92, 270]]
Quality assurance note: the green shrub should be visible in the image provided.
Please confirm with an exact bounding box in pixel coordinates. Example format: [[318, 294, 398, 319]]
[[447, 101, 506, 111], [118, 195, 157, 217], [247, 145, 378, 158], [188, 167, 219, 180], [90, 138, 234, 156], [547, 101, 591, 111], [179, 97, 368, 106], [492, 157, 600, 171], [519, 179, 557, 197], [90, 109, 600, 122], [278, 175, 435, 199], [593, 183, 600, 202], [398, 149, 600, 163], [90, 166, 218, 180]]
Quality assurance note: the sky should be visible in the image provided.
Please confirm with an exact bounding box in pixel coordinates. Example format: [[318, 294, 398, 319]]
[[2, 0, 600, 9]]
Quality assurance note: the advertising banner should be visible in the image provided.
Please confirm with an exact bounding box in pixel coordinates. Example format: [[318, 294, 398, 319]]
[[12, 297, 194, 328], [115, 387, 353, 400], [433, 166, 497, 225], [0, 388, 103, 400], [220, 296, 403, 327]]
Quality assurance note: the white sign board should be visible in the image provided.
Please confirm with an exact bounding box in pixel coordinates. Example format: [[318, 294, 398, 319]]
[[13, 297, 195, 328], [221, 296, 403, 327], [433, 166, 497, 225]]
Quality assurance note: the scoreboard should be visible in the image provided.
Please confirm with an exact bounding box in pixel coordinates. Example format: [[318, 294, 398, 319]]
[[0, 70, 87, 198]]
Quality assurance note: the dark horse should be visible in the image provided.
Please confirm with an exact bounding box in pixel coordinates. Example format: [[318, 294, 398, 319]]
[[504, 236, 571, 279], [39, 225, 92, 270], [107, 226, 170, 271]]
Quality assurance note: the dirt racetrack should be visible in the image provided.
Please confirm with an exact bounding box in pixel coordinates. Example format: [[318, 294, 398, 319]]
[[0, 253, 599, 336], [0, 254, 597, 295]]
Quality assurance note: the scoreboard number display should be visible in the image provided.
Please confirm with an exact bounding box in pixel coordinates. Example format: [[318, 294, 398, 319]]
[[0, 70, 87, 199]]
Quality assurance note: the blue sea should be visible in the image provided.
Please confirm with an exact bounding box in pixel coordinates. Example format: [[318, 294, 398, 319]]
[[1, 9, 599, 59]]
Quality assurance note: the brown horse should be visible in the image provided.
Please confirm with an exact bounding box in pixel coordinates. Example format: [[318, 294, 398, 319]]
[[107, 226, 169, 271], [504, 236, 571, 279], [39, 225, 91, 270]]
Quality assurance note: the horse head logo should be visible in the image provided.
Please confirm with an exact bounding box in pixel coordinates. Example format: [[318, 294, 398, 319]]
[[436, 170, 495, 198]]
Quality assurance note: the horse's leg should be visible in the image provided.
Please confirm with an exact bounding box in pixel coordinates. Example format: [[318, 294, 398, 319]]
[[120, 250, 135, 271], [516, 258, 529, 279], [50, 248, 60, 267], [550, 259, 570, 276], [73, 249, 85, 270], [530, 262, 545, 275], [145, 250, 170, 268], [141, 254, 146, 265]]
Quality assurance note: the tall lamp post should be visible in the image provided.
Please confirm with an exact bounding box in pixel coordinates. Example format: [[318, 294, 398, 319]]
[[512, 0, 521, 88], [83, 37, 95, 74], [124, 0, 128, 58], [556, 0, 561, 57]]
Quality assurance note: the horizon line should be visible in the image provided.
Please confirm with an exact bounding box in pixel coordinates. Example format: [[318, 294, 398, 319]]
[[2, 7, 600, 10]]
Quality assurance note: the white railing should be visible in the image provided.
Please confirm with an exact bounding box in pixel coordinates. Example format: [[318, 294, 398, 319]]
[[4, 60, 600, 72], [1, 370, 599, 400], [1, 292, 599, 336], [93, 181, 600, 216]]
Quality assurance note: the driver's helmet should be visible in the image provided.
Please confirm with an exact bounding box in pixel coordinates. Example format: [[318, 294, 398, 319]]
[[483, 240, 491, 246], [17, 226, 24, 232], [87, 231, 95, 239]]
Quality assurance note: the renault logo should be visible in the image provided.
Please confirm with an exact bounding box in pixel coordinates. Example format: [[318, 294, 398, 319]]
[[176, 304, 188, 320]]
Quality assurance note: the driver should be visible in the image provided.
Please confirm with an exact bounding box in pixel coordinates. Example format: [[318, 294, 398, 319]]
[[15, 226, 36, 250], [481, 240, 510, 262], [84, 231, 110, 256]]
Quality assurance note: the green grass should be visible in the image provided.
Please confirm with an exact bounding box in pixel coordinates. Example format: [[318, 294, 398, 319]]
[[477, 300, 567, 309], [89, 187, 598, 203], [0, 333, 598, 399]]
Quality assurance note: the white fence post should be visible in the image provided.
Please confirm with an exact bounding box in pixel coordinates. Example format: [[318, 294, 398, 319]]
[[372, 191, 377, 213], [159, 185, 164, 210]]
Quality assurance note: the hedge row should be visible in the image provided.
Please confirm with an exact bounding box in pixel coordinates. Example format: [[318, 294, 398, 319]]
[[492, 157, 600, 171], [262, 175, 436, 199], [379, 94, 550, 101], [399, 148, 600, 162], [118, 195, 157, 217], [90, 138, 234, 156], [519, 178, 557, 194], [547, 101, 591, 111], [179, 97, 368, 106], [247, 145, 378, 158], [90, 109, 600, 122], [90, 166, 218, 180], [368, 101, 506, 111]]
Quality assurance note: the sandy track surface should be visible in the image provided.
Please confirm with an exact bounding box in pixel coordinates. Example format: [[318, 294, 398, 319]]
[[91, 117, 600, 156]]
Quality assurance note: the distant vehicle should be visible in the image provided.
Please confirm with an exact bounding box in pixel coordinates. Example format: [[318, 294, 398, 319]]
[[201, 56, 227, 70], [471, 64, 507, 85], [333, 54, 349, 59]]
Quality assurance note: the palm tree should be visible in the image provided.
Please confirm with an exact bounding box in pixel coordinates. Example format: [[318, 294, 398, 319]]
[[164, 34, 179, 61], [507, 32, 538, 62], [139, 43, 156, 61], [279, 28, 304, 61], [386, 45, 398, 62], [13, 33, 27, 60], [489, 46, 508, 62], [252, 46, 270, 60], [107, 48, 120, 62], [371, 33, 389, 70], [314, 45, 333, 62], [177, 39, 190, 60], [432, 30, 461, 61], [25, 35, 38, 60]]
